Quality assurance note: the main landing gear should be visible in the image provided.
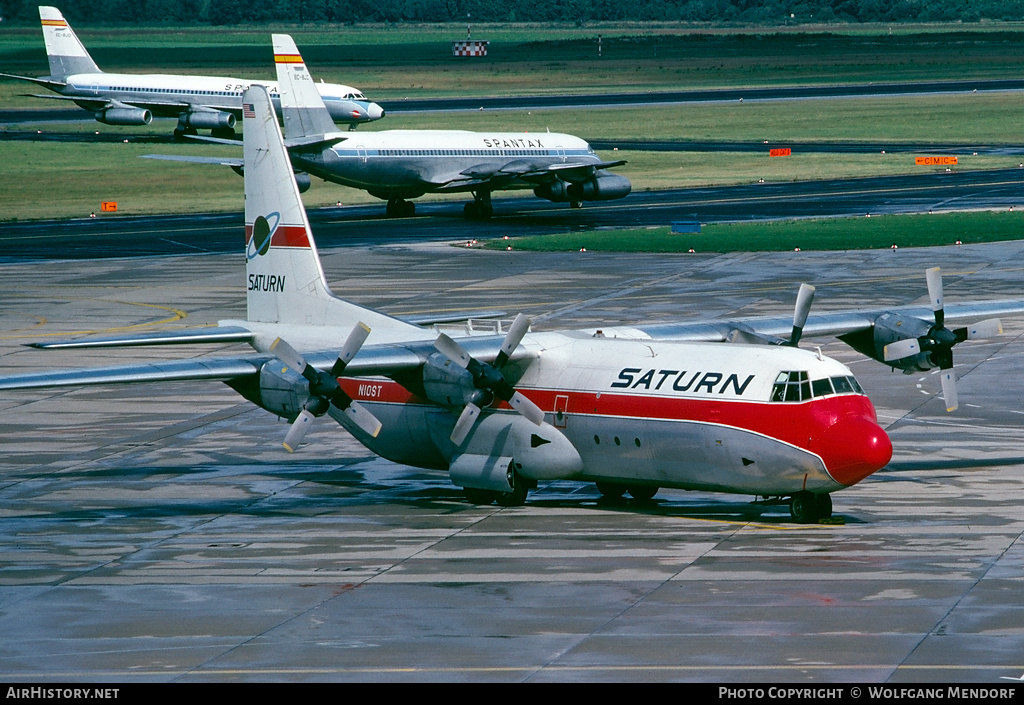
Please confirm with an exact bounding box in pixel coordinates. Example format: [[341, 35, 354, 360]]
[[463, 190, 493, 219], [386, 198, 416, 217], [788, 491, 832, 524], [463, 471, 534, 507], [595, 482, 659, 501]]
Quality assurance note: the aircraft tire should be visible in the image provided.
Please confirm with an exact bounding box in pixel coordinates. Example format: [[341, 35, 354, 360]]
[[464, 487, 498, 505], [595, 482, 626, 498], [815, 493, 833, 520], [401, 200, 416, 217], [496, 482, 528, 507], [789, 491, 820, 524], [570, 201, 583, 209], [627, 485, 659, 501]]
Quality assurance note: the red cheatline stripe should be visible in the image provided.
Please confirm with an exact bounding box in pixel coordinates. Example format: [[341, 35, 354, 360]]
[[244, 223, 310, 249], [274, 54, 304, 64], [337, 379, 874, 448]]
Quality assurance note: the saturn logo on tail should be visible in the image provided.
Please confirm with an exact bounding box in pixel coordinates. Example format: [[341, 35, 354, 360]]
[[246, 212, 280, 260]]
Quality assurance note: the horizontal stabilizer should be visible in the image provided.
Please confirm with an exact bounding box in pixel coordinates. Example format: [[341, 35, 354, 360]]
[[0, 73, 67, 90], [284, 133, 350, 151]]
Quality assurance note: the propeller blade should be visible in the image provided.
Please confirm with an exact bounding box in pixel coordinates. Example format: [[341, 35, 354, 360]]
[[270, 337, 314, 380], [926, 267, 944, 327], [283, 409, 317, 452], [884, 338, 921, 362], [509, 391, 545, 426], [940, 368, 958, 412], [332, 322, 371, 376], [789, 283, 816, 347], [434, 333, 472, 369], [495, 313, 531, 367], [342, 401, 383, 438], [967, 318, 1003, 339], [450, 403, 481, 445]]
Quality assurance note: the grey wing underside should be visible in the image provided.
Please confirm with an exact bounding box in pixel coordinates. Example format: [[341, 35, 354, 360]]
[[432, 159, 627, 192]]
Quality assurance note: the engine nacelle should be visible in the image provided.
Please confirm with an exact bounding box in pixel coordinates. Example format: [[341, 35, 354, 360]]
[[254, 361, 308, 419], [180, 110, 236, 131], [294, 172, 311, 193], [95, 107, 152, 126], [840, 312, 935, 372], [566, 173, 632, 202], [533, 179, 571, 203], [421, 352, 478, 407]]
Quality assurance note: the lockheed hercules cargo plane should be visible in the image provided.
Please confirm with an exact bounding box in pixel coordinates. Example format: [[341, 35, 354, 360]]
[[1, 7, 383, 137], [3, 85, 1021, 523], [157, 35, 629, 217]]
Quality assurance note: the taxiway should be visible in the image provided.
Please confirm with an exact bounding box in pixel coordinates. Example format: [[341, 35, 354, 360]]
[[1, 232, 1023, 682]]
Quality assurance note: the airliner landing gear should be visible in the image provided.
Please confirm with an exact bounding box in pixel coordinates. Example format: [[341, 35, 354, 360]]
[[464, 191, 493, 219], [570, 201, 583, 209], [211, 126, 236, 139], [789, 491, 832, 523], [173, 125, 198, 139], [627, 485, 659, 501], [386, 199, 415, 217]]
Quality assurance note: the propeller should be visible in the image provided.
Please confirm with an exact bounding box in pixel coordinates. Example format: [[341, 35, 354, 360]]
[[882, 267, 1003, 412], [788, 283, 816, 347], [434, 313, 544, 445], [269, 323, 382, 451]]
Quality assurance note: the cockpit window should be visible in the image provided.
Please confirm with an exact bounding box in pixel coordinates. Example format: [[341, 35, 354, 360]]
[[772, 371, 863, 402]]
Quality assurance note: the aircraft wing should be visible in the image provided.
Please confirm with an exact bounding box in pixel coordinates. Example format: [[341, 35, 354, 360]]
[[434, 158, 627, 191], [143, 154, 244, 168], [0, 329, 531, 392], [634, 299, 1024, 342], [0, 357, 265, 391]]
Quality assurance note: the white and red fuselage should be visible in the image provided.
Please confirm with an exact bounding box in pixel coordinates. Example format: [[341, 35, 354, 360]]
[[334, 333, 893, 496]]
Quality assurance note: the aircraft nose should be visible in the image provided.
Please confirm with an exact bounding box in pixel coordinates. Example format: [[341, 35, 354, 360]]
[[815, 415, 892, 487], [365, 102, 385, 120]]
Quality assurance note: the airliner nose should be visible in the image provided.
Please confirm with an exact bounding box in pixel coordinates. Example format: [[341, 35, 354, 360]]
[[816, 415, 892, 487], [366, 102, 385, 121]]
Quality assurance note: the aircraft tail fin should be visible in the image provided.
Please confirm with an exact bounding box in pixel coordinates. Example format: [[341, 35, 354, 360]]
[[272, 34, 337, 139], [242, 85, 421, 338], [39, 6, 100, 77]]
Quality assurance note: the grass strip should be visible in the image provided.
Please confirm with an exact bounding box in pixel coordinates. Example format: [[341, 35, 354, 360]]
[[481, 210, 1024, 252]]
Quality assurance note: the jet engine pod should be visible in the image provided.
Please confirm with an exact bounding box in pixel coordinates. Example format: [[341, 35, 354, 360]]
[[95, 107, 152, 126], [533, 179, 571, 203], [294, 172, 311, 193], [180, 110, 236, 131], [566, 173, 632, 202]]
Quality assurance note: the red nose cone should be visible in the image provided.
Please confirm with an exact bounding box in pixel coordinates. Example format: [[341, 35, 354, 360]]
[[816, 415, 892, 486]]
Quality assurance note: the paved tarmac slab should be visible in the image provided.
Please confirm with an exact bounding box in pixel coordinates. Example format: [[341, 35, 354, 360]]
[[0, 240, 1023, 682]]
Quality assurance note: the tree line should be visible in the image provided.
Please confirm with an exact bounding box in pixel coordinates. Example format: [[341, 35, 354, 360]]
[[2, 0, 1021, 25]]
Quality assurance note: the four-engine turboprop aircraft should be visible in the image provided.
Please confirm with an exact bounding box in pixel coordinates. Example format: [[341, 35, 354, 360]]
[[1, 7, 384, 137], [3, 85, 1022, 523], [154, 34, 630, 217]]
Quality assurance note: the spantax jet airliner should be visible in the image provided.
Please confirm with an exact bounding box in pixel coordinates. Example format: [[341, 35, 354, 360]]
[[149, 34, 630, 217], [0, 7, 383, 137], [3, 84, 1021, 523]]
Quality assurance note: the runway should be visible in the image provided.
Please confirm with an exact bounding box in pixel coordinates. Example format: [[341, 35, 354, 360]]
[[3, 167, 1024, 261], [1, 226, 1023, 681]]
